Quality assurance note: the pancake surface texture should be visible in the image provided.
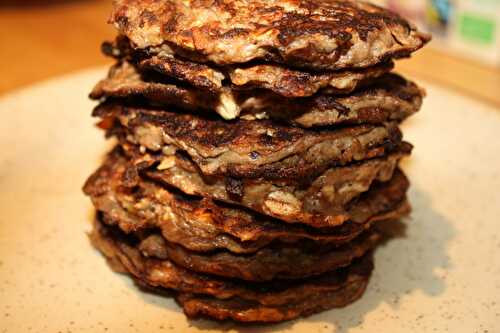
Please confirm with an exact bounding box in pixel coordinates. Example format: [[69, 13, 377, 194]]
[[90, 61, 424, 122], [94, 103, 403, 180], [91, 218, 374, 322], [110, 0, 430, 69], [103, 36, 397, 97], [84, 148, 410, 251]]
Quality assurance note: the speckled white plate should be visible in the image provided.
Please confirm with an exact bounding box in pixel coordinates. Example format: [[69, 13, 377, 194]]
[[0, 68, 499, 333]]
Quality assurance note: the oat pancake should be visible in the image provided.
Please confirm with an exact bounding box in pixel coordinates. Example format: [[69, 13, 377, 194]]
[[123, 141, 411, 227], [90, 61, 423, 123], [175, 279, 368, 323], [149, 231, 379, 281], [93, 103, 403, 181], [142, 55, 394, 97], [94, 216, 381, 283], [110, 0, 430, 69], [84, 148, 410, 245], [91, 218, 373, 322], [103, 36, 396, 97]]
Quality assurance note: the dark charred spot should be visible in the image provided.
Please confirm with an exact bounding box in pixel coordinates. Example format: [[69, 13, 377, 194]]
[[259, 132, 274, 146], [276, 12, 354, 46], [273, 127, 298, 142], [315, 95, 350, 113], [225, 177, 244, 201], [135, 111, 238, 148], [140, 56, 220, 91]]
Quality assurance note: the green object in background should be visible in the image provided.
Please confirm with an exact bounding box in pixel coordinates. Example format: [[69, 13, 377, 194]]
[[459, 13, 496, 44]]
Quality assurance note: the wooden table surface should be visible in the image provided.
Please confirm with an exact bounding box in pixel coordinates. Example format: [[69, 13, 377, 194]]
[[1, 0, 499, 107]]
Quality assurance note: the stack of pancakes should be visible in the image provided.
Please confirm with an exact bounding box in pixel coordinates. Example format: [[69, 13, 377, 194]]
[[83, 0, 430, 323]]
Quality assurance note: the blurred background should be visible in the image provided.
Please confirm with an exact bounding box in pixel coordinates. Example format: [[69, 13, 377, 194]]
[[0, 0, 499, 106]]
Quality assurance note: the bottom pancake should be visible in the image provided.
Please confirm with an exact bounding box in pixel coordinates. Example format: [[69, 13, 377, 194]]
[[90, 217, 373, 322], [176, 277, 368, 323]]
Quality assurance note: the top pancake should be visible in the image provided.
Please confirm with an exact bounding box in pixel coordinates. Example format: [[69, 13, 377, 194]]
[[110, 0, 430, 70]]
